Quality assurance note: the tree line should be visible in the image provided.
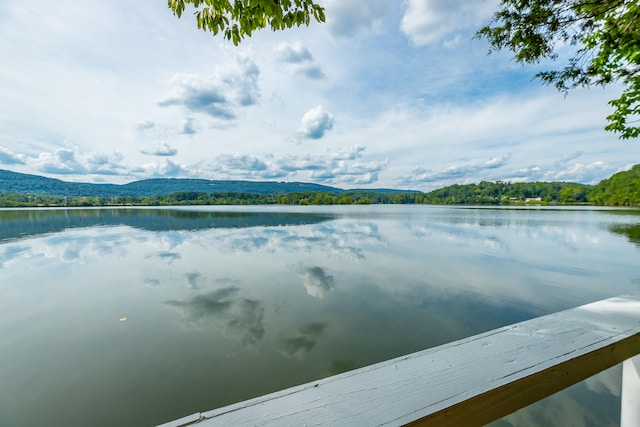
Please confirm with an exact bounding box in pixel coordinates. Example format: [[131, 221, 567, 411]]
[[0, 190, 425, 207], [2, 165, 638, 207]]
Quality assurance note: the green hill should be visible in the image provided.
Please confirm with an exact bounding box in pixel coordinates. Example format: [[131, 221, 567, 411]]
[[423, 181, 591, 205], [421, 165, 640, 206], [2, 165, 639, 206], [588, 165, 640, 206], [0, 170, 345, 197]]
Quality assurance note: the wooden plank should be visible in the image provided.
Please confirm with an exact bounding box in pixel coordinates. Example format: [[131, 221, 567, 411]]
[[156, 412, 202, 427], [162, 294, 640, 427]]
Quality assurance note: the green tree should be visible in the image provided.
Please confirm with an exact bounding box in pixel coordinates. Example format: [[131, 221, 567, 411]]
[[168, 0, 326, 45], [477, 0, 640, 139], [588, 164, 640, 205]]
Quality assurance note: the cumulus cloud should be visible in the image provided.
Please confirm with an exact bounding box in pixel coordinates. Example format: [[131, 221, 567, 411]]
[[32, 148, 88, 175], [166, 287, 265, 345], [135, 120, 156, 131], [277, 154, 327, 172], [324, 0, 390, 39], [310, 159, 389, 185], [0, 146, 27, 165], [214, 153, 268, 173], [503, 157, 624, 185], [404, 155, 510, 184], [273, 41, 325, 79], [181, 117, 197, 135], [204, 153, 288, 180], [175, 146, 388, 185], [158, 56, 260, 121], [401, 0, 499, 46], [86, 151, 125, 175], [141, 142, 178, 157], [295, 264, 335, 299], [275, 148, 388, 184], [274, 41, 313, 63], [558, 151, 584, 165], [298, 105, 334, 140], [330, 145, 365, 160], [134, 159, 191, 177], [185, 271, 201, 290], [209, 147, 388, 185], [544, 161, 621, 184]]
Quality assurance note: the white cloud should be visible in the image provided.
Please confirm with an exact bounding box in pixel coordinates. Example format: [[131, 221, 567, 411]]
[[330, 145, 365, 160], [136, 120, 156, 131], [207, 153, 289, 180], [214, 153, 269, 172], [298, 105, 334, 140], [141, 142, 178, 157], [181, 118, 197, 135], [324, 0, 390, 39], [158, 55, 260, 121], [0, 146, 26, 165], [401, 155, 510, 184], [401, 0, 499, 46], [135, 159, 192, 178], [32, 148, 87, 175], [86, 151, 125, 175], [273, 41, 325, 79], [187, 147, 389, 186], [274, 41, 313, 63], [309, 159, 389, 185], [543, 162, 624, 184], [1, 0, 639, 192]]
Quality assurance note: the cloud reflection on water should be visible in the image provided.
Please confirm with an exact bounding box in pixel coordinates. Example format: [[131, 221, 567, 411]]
[[166, 287, 265, 345], [294, 264, 335, 299], [211, 222, 376, 261], [490, 366, 621, 427], [0, 245, 30, 269], [184, 272, 201, 290], [147, 250, 181, 263], [1, 206, 639, 427], [280, 322, 329, 358]]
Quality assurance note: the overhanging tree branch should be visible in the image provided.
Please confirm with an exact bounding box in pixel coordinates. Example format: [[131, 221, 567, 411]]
[[167, 0, 325, 45], [477, 0, 640, 139]]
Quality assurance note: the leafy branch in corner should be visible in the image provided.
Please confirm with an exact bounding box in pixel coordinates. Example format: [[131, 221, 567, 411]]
[[477, 0, 640, 139], [167, 0, 326, 45]]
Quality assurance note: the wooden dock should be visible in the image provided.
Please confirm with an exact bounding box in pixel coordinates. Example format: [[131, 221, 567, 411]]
[[158, 294, 640, 427]]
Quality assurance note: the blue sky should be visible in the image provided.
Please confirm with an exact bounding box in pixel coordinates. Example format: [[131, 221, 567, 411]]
[[1, 0, 638, 191]]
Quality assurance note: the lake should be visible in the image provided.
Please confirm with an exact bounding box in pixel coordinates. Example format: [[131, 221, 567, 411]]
[[1, 205, 639, 427]]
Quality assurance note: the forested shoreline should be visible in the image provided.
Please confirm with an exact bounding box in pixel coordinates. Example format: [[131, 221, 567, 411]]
[[1, 165, 639, 207]]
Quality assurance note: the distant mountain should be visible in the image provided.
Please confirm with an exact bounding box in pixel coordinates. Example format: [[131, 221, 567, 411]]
[[0, 169, 413, 197], [0, 169, 122, 197]]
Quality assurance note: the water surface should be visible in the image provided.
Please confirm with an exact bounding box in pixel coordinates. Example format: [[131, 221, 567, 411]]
[[1, 205, 639, 426]]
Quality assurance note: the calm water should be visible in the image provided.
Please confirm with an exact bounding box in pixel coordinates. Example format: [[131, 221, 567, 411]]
[[1, 205, 639, 427]]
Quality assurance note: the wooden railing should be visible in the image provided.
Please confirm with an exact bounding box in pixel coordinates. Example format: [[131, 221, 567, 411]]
[[158, 294, 640, 427]]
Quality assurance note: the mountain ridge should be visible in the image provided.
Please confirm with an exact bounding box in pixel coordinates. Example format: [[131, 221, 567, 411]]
[[0, 169, 416, 197]]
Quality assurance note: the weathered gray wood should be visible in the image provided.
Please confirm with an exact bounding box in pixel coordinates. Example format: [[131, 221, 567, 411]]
[[157, 412, 203, 427], [161, 294, 640, 427]]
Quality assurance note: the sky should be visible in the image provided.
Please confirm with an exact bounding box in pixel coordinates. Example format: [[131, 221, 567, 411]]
[[1, 0, 639, 191]]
